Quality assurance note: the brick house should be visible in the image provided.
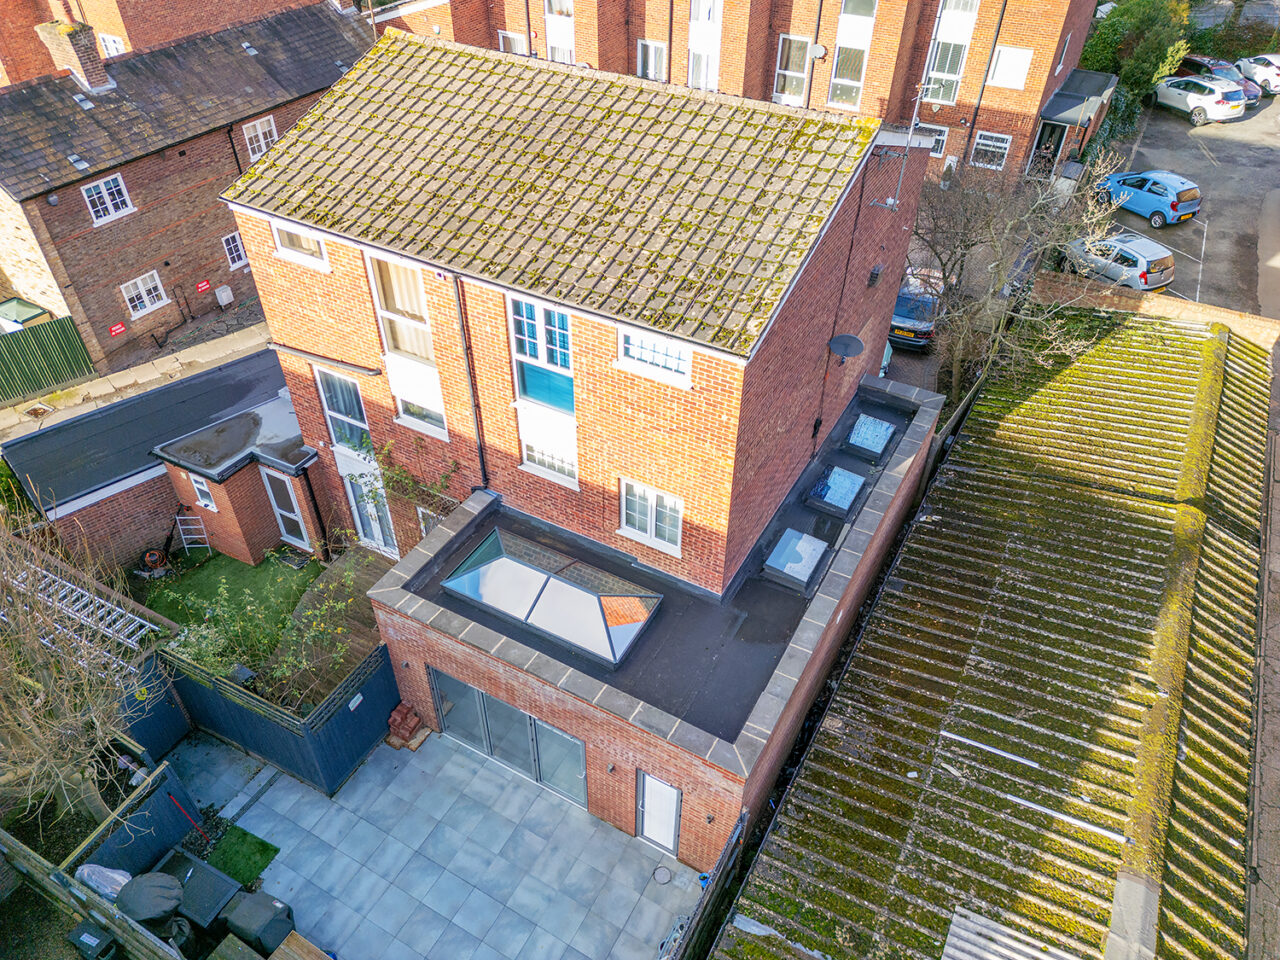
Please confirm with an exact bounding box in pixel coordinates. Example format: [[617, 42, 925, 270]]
[[2, 350, 325, 568], [0, 4, 368, 371], [373, 0, 1112, 179], [222, 32, 945, 868]]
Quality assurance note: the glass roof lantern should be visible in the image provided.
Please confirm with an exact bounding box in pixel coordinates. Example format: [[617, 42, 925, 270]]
[[442, 529, 661, 666]]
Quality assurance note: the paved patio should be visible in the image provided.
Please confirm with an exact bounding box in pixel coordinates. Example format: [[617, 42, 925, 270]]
[[184, 733, 702, 960]]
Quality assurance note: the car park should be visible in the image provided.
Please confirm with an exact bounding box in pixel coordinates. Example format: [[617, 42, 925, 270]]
[[1063, 233, 1176, 292], [1174, 54, 1262, 106], [1097, 169, 1201, 228], [1235, 53, 1280, 94], [1150, 75, 1247, 125], [888, 289, 938, 350]]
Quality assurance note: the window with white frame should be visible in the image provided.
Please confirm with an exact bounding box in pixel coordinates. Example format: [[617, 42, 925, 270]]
[[243, 116, 278, 162], [511, 297, 574, 413], [418, 504, 445, 537], [82, 174, 134, 225], [841, 0, 876, 12], [941, 0, 979, 11], [688, 49, 717, 90], [618, 329, 691, 386], [223, 232, 247, 269], [498, 30, 529, 54], [120, 271, 167, 317], [190, 475, 216, 510], [829, 45, 868, 107], [688, 0, 720, 91], [690, 0, 718, 20], [316, 369, 370, 451], [637, 39, 667, 80], [987, 45, 1032, 89], [924, 40, 967, 103], [100, 34, 125, 57], [518, 404, 578, 482], [913, 123, 949, 158], [545, 0, 574, 63], [386, 352, 447, 436], [546, 0, 573, 13], [1056, 32, 1071, 73], [620, 479, 682, 553], [370, 256, 432, 363], [971, 131, 1012, 170], [272, 224, 327, 269], [773, 35, 810, 104]]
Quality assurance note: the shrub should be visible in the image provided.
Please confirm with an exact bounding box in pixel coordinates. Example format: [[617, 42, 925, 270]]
[[1084, 85, 1142, 159], [1187, 21, 1280, 62], [1081, 0, 1190, 95]]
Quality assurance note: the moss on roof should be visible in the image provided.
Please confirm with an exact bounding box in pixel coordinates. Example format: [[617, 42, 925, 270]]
[[222, 32, 880, 356], [712, 316, 1268, 960]]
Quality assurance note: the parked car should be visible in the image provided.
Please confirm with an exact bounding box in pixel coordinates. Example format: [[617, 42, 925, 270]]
[[889, 289, 938, 349], [1097, 169, 1201, 228], [1174, 54, 1262, 106], [1236, 53, 1280, 94], [1150, 75, 1247, 125], [1063, 233, 1176, 292]]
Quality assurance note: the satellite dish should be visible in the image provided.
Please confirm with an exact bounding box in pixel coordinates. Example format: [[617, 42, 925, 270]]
[[828, 334, 865, 364]]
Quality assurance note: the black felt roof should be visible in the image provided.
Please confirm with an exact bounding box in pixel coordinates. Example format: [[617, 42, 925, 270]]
[[3, 350, 286, 510], [0, 4, 370, 201]]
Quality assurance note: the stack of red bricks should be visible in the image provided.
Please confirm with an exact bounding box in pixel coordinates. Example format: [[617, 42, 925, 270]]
[[387, 701, 427, 750]]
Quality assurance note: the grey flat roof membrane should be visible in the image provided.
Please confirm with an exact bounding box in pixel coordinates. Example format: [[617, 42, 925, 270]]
[[1041, 68, 1118, 126], [3, 350, 286, 510]]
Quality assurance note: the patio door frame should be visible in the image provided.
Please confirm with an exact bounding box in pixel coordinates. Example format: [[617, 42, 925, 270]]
[[260, 466, 310, 550], [333, 446, 398, 557], [429, 668, 587, 806]]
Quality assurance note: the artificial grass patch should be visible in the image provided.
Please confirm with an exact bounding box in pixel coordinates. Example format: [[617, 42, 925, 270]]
[[206, 825, 278, 887], [146, 551, 321, 630]]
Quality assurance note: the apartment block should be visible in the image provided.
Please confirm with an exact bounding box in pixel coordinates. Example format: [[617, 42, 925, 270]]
[[223, 32, 944, 867]]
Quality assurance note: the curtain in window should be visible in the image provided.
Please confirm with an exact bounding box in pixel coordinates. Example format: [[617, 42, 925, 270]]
[[319, 371, 366, 425], [374, 259, 427, 322]]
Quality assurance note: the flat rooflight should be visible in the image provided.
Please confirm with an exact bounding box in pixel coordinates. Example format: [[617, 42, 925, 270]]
[[846, 414, 896, 460], [442, 529, 661, 666], [763, 528, 829, 590], [807, 464, 865, 518]]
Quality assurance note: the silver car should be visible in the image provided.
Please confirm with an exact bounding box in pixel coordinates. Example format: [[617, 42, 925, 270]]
[[1064, 233, 1176, 292]]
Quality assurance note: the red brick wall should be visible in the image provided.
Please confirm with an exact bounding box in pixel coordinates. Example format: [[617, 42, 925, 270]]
[[104, 0, 322, 53], [31, 94, 320, 371], [165, 462, 285, 565], [376, 602, 744, 871], [722, 139, 927, 589], [0, 0, 57, 87], [54, 472, 179, 568]]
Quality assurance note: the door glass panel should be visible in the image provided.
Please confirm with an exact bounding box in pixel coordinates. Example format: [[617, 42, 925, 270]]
[[640, 772, 680, 852], [280, 514, 306, 543], [265, 473, 293, 510], [482, 693, 536, 778], [535, 720, 586, 805], [434, 670, 486, 750]]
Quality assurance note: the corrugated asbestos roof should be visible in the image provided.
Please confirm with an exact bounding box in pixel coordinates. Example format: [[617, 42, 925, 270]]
[[222, 32, 880, 356], [0, 3, 370, 200], [712, 316, 1268, 960]]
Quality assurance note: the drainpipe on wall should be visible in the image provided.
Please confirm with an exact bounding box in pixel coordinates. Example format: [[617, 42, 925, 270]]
[[525, 0, 534, 56], [803, 0, 828, 110], [450, 273, 490, 490], [959, 0, 1012, 167], [302, 464, 331, 561], [667, 0, 674, 82]]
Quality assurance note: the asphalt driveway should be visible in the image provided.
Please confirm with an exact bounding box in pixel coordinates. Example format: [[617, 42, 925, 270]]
[[1116, 96, 1280, 317]]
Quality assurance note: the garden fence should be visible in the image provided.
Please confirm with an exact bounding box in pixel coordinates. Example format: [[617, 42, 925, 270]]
[[0, 315, 95, 404], [66, 763, 198, 877], [666, 810, 748, 960]]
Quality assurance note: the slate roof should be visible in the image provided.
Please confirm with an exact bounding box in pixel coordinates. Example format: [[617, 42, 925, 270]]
[[0, 4, 370, 201], [712, 317, 1268, 960], [2, 350, 287, 511], [222, 32, 880, 356]]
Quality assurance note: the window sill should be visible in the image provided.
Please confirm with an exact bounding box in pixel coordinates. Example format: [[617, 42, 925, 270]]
[[970, 160, 1007, 171], [617, 527, 682, 558], [612, 359, 691, 390], [227, 260, 249, 271], [822, 99, 863, 114], [921, 96, 958, 107], [512, 397, 577, 419], [128, 298, 170, 320], [91, 207, 135, 227], [273, 250, 330, 273], [195, 503, 218, 513], [519, 462, 579, 491], [394, 415, 448, 442]]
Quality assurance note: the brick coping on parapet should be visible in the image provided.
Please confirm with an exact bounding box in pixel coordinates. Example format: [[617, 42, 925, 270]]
[[0, 323, 269, 445], [369, 375, 945, 783]]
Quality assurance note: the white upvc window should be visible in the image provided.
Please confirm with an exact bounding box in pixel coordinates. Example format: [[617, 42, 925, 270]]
[[829, 45, 868, 108], [688, 0, 721, 91], [498, 30, 529, 54], [316, 368, 371, 452], [517, 403, 579, 486], [688, 50, 717, 90], [773, 35, 810, 105], [829, 0, 876, 110], [82, 174, 134, 225], [272, 222, 328, 270], [510, 296, 574, 414], [690, 0, 718, 20], [924, 40, 967, 103], [190, 475, 216, 510], [987, 45, 1032, 89], [545, 0, 575, 63], [617, 329, 692, 387], [941, 0, 979, 10], [120, 271, 167, 318], [386, 352, 447, 439], [223, 231, 248, 269], [243, 116, 279, 162], [913, 123, 949, 158], [637, 39, 667, 81], [100, 34, 125, 57], [369, 254, 433, 363], [418, 504, 446, 537], [619, 479, 683, 555], [971, 131, 1012, 170]]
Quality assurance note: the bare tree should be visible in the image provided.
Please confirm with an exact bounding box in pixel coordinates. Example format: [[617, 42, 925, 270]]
[[0, 529, 159, 822], [910, 151, 1125, 402]]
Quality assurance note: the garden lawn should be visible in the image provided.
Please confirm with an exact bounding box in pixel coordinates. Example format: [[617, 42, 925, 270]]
[[146, 552, 321, 632]]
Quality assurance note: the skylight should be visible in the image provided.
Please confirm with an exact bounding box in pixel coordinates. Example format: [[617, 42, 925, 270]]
[[808, 465, 865, 518], [442, 529, 661, 665], [763, 528, 829, 590], [846, 414, 895, 460]]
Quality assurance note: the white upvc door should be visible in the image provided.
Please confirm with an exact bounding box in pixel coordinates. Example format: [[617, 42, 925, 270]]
[[637, 771, 681, 854], [545, 11, 575, 63], [260, 467, 310, 550], [334, 446, 397, 555], [687, 0, 721, 91]]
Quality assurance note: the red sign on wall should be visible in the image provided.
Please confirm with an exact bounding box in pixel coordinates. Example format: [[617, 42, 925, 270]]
[[109, 322, 126, 337], [196, 280, 211, 294]]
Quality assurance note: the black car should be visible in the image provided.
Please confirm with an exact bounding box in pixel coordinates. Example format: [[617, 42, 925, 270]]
[[888, 291, 938, 350]]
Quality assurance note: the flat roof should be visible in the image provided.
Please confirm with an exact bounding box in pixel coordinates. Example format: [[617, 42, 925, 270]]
[[222, 33, 880, 357], [153, 393, 313, 481], [2, 350, 286, 510]]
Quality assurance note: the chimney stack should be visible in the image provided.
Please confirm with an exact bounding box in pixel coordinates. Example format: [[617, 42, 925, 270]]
[[35, 20, 114, 93]]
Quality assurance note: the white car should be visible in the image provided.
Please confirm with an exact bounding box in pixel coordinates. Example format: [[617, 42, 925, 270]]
[[1151, 75, 1247, 125], [1236, 53, 1280, 95]]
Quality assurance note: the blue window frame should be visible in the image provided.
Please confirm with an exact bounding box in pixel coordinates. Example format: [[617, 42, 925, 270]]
[[512, 297, 574, 413]]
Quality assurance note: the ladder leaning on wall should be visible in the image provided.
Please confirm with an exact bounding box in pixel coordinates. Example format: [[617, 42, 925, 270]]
[[174, 510, 210, 555]]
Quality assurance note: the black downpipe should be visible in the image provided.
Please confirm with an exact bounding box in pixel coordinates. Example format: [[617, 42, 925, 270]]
[[451, 274, 490, 489], [225, 125, 244, 176], [302, 465, 331, 561], [667, 0, 674, 81], [959, 0, 1012, 166]]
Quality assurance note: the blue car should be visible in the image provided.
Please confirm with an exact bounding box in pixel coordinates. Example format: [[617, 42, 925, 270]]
[[1098, 169, 1201, 228]]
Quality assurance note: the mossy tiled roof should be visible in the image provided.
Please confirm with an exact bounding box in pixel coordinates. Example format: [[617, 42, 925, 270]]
[[222, 32, 879, 356], [712, 317, 1268, 960]]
